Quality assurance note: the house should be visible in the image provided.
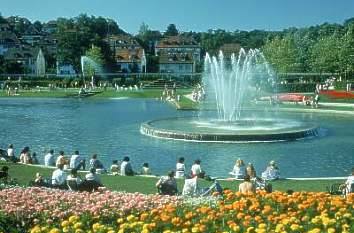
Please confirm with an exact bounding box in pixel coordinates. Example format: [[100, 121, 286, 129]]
[[42, 20, 57, 34], [0, 31, 20, 55], [3, 45, 40, 73], [155, 36, 201, 73], [105, 34, 146, 73]]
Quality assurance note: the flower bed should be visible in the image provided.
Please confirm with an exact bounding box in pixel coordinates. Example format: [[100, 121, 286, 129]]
[[320, 90, 354, 99], [0, 187, 353, 233]]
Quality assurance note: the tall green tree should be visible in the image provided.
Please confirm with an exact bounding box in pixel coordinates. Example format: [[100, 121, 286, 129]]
[[165, 24, 178, 36], [309, 35, 342, 73], [83, 45, 105, 76], [262, 36, 302, 73]]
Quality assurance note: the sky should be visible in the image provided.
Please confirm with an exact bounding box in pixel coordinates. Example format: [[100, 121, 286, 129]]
[[1, 0, 354, 34]]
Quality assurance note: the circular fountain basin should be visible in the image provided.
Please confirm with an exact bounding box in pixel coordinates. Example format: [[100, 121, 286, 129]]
[[141, 117, 319, 142]]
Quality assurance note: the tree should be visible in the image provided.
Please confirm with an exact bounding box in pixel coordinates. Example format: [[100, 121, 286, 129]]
[[309, 35, 342, 73], [165, 24, 178, 36], [339, 24, 354, 76], [262, 36, 303, 73], [83, 45, 105, 76]]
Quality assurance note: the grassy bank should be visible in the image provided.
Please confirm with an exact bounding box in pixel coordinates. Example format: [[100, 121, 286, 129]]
[[1, 162, 345, 194]]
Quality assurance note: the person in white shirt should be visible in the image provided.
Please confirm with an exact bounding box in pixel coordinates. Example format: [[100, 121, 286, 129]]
[[120, 156, 134, 176], [85, 168, 101, 185], [44, 149, 55, 167], [7, 144, 14, 157], [342, 168, 354, 195], [231, 159, 246, 179], [7, 144, 18, 162], [175, 157, 185, 178], [70, 150, 85, 170], [191, 159, 202, 178], [261, 160, 280, 181], [51, 164, 67, 187]]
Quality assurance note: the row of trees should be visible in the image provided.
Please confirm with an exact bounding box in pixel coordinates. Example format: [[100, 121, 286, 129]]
[[262, 19, 354, 75], [1, 13, 354, 76]]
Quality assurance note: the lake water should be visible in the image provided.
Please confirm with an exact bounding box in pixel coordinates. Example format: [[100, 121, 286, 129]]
[[0, 98, 353, 178]]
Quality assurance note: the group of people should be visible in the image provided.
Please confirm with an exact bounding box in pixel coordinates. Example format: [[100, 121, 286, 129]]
[[231, 159, 280, 181], [1, 143, 353, 196], [230, 159, 280, 194]]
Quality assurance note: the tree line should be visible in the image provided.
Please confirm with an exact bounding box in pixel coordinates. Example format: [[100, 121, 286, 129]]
[[0, 13, 353, 76]]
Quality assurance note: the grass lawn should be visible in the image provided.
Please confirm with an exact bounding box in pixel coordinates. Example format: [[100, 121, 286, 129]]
[[1, 162, 345, 194]]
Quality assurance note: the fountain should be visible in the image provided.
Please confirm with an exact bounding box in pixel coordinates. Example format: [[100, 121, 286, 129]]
[[35, 49, 46, 76], [141, 49, 318, 142], [81, 56, 103, 77]]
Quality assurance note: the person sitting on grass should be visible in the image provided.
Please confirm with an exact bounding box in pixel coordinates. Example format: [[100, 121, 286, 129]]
[[85, 168, 102, 186], [261, 160, 280, 181], [231, 158, 246, 179], [44, 149, 55, 167], [51, 164, 67, 189], [141, 163, 151, 175], [110, 160, 120, 175], [191, 159, 202, 178], [19, 146, 31, 164], [246, 163, 257, 179], [89, 154, 105, 172], [70, 150, 86, 170], [175, 157, 185, 178], [7, 144, 18, 162], [31, 152, 39, 165], [120, 156, 134, 176], [56, 151, 67, 168], [238, 174, 255, 194], [341, 167, 354, 195], [156, 170, 178, 196], [33, 172, 47, 187], [66, 168, 82, 190]]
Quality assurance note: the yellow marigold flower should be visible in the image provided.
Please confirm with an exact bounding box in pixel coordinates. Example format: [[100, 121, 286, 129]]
[[49, 228, 61, 233], [311, 218, 320, 224], [275, 223, 284, 233], [191, 227, 200, 233], [141, 229, 150, 233], [117, 218, 124, 224], [61, 220, 70, 228], [107, 230, 115, 233], [74, 222, 83, 229], [126, 214, 135, 222], [327, 228, 336, 233], [69, 215, 79, 223], [62, 227, 70, 233], [246, 227, 255, 233], [232, 225, 240, 232], [182, 229, 190, 233], [255, 229, 266, 233], [290, 224, 299, 231], [41, 227, 48, 232], [163, 230, 171, 233], [75, 230, 84, 233], [310, 228, 321, 233], [30, 226, 41, 233], [343, 213, 352, 218], [92, 223, 101, 231], [258, 223, 267, 229]]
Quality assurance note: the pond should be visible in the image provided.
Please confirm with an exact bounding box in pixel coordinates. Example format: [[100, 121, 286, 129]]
[[0, 98, 353, 178]]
